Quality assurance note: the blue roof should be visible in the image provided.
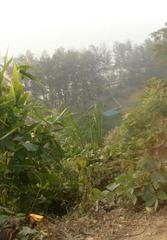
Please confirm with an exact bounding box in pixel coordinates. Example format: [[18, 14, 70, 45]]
[[102, 108, 120, 117]]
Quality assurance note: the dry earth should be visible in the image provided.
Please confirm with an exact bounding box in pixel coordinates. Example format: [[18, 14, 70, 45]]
[[44, 206, 167, 240]]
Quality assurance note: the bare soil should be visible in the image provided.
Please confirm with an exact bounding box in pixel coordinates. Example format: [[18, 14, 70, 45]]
[[44, 206, 167, 240]]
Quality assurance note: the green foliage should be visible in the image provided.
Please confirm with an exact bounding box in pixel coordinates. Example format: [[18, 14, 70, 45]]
[[0, 210, 47, 240], [18, 46, 111, 111], [151, 23, 167, 65], [61, 105, 103, 150], [0, 58, 109, 215], [103, 78, 167, 209], [103, 160, 167, 209], [4, 44, 167, 214], [16, 38, 163, 114], [0, 59, 81, 214]]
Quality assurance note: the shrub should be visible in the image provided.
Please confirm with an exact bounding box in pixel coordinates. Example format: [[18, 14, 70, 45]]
[[103, 78, 167, 209], [0, 59, 80, 214]]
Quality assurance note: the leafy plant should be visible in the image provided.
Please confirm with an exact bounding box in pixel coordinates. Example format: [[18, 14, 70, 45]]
[[103, 78, 167, 209], [0, 58, 81, 214]]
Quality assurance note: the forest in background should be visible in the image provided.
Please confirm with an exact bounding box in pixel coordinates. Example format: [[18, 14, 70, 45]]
[[14, 26, 167, 113], [0, 23, 167, 240]]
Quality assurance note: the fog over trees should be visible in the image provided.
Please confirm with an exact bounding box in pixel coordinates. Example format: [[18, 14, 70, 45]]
[[15, 25, 167, 112], [1, 2, 167, 232]]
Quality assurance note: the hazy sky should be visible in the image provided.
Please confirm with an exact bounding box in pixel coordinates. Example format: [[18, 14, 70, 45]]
[[0, 0, 167, 56]]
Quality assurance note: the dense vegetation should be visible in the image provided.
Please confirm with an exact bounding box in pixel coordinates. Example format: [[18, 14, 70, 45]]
[[95, 24, 167, 209], [103, 78, 167, 208], [15, 36, 167, 112], [1, 23, 167, 224], [0, 59, 107, 215]]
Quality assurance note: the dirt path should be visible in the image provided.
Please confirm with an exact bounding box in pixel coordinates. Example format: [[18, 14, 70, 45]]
[[46, 207, 167, 240]]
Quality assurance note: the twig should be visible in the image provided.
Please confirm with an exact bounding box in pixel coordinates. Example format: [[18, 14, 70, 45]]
[[112, 226, 147, 239]]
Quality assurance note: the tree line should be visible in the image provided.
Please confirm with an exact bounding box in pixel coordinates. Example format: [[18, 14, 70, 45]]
[[15, 24, 167, 112]]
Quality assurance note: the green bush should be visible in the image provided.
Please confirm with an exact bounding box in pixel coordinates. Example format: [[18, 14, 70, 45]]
[[0, 58, 116, 215], [0, 59, 81, 214], [103, 78, 167, 209]]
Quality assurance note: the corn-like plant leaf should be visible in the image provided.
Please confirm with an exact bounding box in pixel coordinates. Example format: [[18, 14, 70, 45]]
[[0, 128, 18, 141], [19, 70, 38, 82], [12, 64, 24, 101]]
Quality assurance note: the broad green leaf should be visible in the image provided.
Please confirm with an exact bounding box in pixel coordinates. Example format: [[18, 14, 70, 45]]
[[90, 188, 102, 201], [151, 172, 166, 184], [0, 214, 11, 224], [19, 226, 37, 236], [12, 64, 24, 101], [157, 190, 167, 200], [17, 65, 32, 71], [19, 70, 38, 81], [22, 142, 39, 151], [143, 191, 157, 207], [106, 182, 120, 192]]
